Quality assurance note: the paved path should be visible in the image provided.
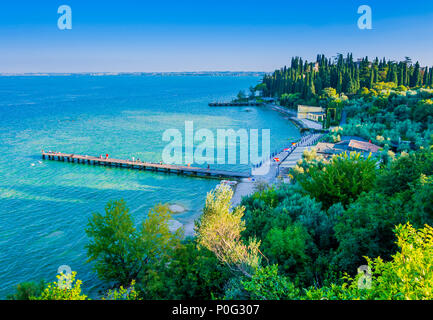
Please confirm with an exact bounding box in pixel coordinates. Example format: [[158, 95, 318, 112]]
[[231, 133, 323, 207]]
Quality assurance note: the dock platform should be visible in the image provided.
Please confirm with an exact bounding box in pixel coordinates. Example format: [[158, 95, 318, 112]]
[[41, 151, 250, 179]]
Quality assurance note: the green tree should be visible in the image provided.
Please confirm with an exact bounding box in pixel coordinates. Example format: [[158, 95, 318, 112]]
[[376, 149, 433, 197], [162, 240, 231, 299], [298, 152, 377, 209], [196, 185, 261, 278], [236, 90, 247, 102], [262, 223, 312, 277], [333, 192, 406, 272], [306, 223, 433, 300], [241, 265, 300, 300], [85, 200, 140, 285], [85, 200, 183, 287], [7, 280, 46, 300]]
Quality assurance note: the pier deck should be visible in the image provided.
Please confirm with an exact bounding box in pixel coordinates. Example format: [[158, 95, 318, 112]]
[[41, 152, 250, 179]]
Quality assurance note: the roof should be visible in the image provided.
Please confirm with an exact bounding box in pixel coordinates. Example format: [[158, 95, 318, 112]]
[[298, 105, 324, 113], [315, 142, 337, 154], [315, 140, 381, 156], [348, 140, 381, 153]]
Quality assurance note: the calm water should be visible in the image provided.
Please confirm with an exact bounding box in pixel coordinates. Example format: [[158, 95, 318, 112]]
[[0, 75, 300, 298]]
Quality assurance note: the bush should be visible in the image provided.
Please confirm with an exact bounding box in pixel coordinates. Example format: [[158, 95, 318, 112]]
[[298, 152, 377, 210], [7, 280, 45, 300]]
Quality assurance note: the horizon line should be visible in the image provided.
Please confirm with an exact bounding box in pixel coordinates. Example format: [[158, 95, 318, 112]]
[[0, 71, 268, 76]]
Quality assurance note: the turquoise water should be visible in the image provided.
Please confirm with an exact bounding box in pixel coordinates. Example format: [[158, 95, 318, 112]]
[[0, 75, 300, 298]]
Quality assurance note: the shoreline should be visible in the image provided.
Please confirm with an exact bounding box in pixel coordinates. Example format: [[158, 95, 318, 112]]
[[183, 103, 322, 236], [229, 104, 303, 208], [230, 103, 325, 208]]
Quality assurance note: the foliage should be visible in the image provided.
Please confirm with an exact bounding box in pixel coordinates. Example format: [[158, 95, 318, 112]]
[[241, 183, 340, 287], [196, 185, 260, 277], [262, 54, 433, 109], [161, 240, 231, 299], [376, 148, 433, 197], [85, 200, 183, 290], [103, 280, 139, 300], [297, 152, 377, 209], [306, 224, 433, 300], [85, 200, 139, 286], [7, 280, 45, 300], [34, 271, 87, 300], [329, 88, 433, 150], [262, 223, 312, 277], [333, 192, 407, 272], [241, 265, 300, 300]]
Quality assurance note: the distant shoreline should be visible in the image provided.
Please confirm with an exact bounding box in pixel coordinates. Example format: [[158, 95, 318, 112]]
[[0, 71, 267, 77]]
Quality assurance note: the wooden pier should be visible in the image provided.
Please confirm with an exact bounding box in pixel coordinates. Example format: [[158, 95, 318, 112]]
[[41, 152, 250, 179], [208, 102, 263, 107]]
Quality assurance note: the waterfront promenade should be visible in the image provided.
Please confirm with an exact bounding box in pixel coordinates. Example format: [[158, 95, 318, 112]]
[[231, 132, 323, 207]]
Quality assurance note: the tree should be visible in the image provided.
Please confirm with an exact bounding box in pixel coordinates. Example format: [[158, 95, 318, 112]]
[[333, 192, 406, 272], [236, 90, 247, 102], [241, 265, 300, 300], [263, 223, 312, 277], [249, 86, 256, 99], [410, 174, 433, 226], [86, 200, 140, 285], [85, 200, 183, 287], [298, 152, 377, 209], [241, 183, 340, 287], [376, 149, 433, 197], [306, 223, 433, 300], [196, 185, 261, 278], [7, 280, 46, 300], [411, 62, 421, 87], [162, 240, 231, 299]]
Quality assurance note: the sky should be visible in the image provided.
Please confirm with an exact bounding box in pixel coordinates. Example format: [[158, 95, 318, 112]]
[[0, 0, 433, 73]]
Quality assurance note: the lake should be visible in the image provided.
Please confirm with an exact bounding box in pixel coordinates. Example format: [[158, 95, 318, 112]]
[[0, 75, 300, 298]]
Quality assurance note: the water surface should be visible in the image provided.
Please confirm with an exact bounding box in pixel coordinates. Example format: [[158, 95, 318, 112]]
[[0, 75, 300, 298]]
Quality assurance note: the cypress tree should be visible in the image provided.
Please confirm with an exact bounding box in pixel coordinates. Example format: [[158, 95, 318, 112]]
[[411, 62, 421, 87]]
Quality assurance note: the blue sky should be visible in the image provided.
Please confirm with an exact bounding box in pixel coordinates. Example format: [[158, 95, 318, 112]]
[[0, 0, 433, 73]]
